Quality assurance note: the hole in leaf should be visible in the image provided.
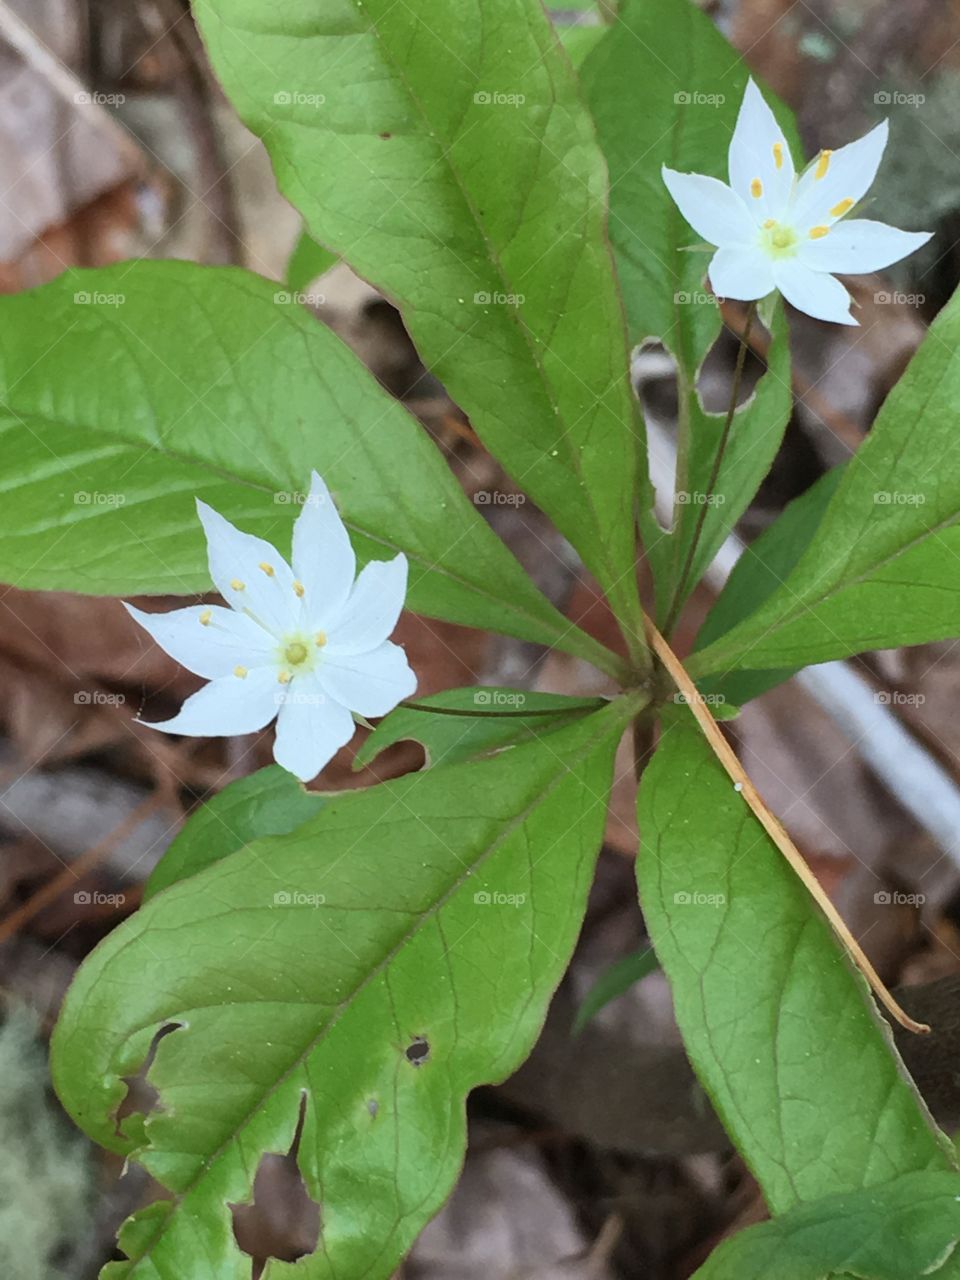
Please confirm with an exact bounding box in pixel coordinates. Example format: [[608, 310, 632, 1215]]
[[232, 1093, 321, 1278], [696, 325, 764, 413], [115, 1022, 181, 1135], [405, 1035, 430, 1067]]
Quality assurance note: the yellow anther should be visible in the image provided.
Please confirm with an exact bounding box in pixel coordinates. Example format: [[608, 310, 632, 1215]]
[[773, 141, 784, 170], [809, 225, 830, 239], [293, 580, 305, 597], [750, 178, 763, 198], [259, 562, 275, 577], [199, 608, 213, 626], [230, 578, 245, 591], [234, 665, 248, 679], [815, 149, 832, 180], [830, 197, 854, 218], [315, 631, 327, 648], [762, 218, 776, 229], [278, 670, 291, 684]]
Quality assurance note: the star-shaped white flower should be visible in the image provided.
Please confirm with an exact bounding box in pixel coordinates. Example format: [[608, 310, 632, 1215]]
[[662, 79, 932, 325], [125, 472, 417, 782]]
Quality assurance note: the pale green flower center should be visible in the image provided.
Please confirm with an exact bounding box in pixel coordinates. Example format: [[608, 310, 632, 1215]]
[[285, 640, 309, 666], [760, 220, 799, 259], [275, 632, 324, 682]]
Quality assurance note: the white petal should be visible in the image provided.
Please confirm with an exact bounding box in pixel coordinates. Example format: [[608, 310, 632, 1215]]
[[708, 245, 776, 301], [317, 642, 417, 718], [324, 554, 408, 656], [139, 667, 281, 737], [272, 675, 356, 781], [797, 220, 932, 274], [728, 78, 795, 219], [792, 120, 888, 227], [124, 602, 275, 680], [773, 260, 857, 325], [291, 471, 356, 625], [196, 501, 299, 636], [661, 168, 756, 246]]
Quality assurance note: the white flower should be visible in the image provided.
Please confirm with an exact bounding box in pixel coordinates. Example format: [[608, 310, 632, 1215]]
[[662, 79, 932, 325], [125, 472, 417, 782]]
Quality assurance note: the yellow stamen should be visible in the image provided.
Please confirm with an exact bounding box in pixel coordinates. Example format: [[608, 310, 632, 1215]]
[[230, 578, 245, 591], [278, 670, 291, 684], [315, 631, 327, 648], [815, 149, 832, 180], [773, 141, 784, 170], [830, 197, 854, 218], [762, 218, 776, 229], [234, 665, 248, 679], [750, 178, 763, 198], [293, 580, 305, 597], [259, 562, 275, 577], [809, 225, 830, 239], [199, 608, 212, 626]]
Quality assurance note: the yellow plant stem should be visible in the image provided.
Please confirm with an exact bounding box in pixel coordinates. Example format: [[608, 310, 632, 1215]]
[[642, 613, 930, 1036]]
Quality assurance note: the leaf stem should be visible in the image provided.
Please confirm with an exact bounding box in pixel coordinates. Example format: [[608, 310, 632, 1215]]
[[642, 611, 930, 1036], [662, 302, 758, 636]]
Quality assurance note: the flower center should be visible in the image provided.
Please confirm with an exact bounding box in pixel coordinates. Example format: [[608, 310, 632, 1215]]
[[760, 220, 799, 259], [284, 640, 310, 667]]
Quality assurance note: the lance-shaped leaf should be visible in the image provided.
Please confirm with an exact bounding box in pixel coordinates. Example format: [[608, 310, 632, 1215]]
[[354, 686, 608, 771], [636, 714, 956, 1213], [692, 287, 960, 676], [52, 698, 635, 1279], [193, 0, 645, 641], [693, 1171, 960, 1280], [0, 262, 615, 671], [581, 0, 794, 618]]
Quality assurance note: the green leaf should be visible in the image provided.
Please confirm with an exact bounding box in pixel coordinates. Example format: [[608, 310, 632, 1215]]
[[286, 229, 338, 292], [572, 945, 658, 1035], [693, 1172, 960, 1280], [0, 261, 616, 672], [693, 465, 845, 705], [354, 686, 608, 771], [692, 288, 960, 676], [52, 697, 637, 1279], [145, 767, 327, 900], [193, 0, 646, 645], [636, 712, 956, 1213], [581, 0, 795, 619]]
